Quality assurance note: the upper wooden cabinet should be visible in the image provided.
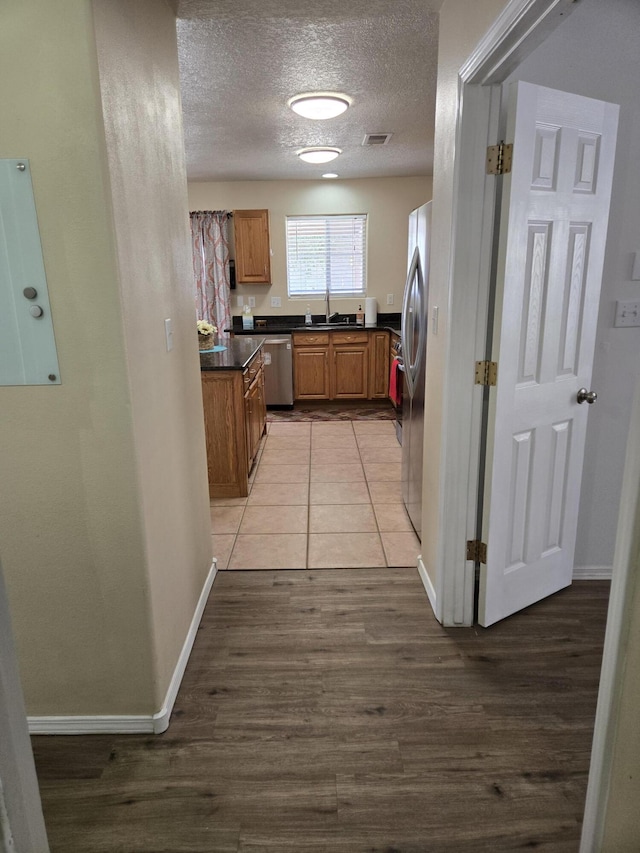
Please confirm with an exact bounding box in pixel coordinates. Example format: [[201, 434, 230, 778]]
[[233, 209, 271, 284]]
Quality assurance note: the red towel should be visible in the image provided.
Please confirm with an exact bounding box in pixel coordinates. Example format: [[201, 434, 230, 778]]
[[389, 357, 402, 406]]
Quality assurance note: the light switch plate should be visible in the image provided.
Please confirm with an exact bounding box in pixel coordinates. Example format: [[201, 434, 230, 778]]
[[614, 300, 640, 327], [271, 296, 281, 308], [248, 296, 256, 308], [237, 295, 244, 307], [164, 318, 173, 351], [386, 294, 394, 305]]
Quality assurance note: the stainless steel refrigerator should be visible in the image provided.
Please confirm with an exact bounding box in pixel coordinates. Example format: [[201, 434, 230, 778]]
[[400, 201, 431, 539]]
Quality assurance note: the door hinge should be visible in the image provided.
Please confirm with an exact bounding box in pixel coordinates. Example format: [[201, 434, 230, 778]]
[[486, 141, 513, 175], [475, 360, 497, 386], [466, 540, 487, 563]]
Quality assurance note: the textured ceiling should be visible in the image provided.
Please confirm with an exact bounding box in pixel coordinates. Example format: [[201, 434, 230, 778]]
[[176, 0, 441, 181]]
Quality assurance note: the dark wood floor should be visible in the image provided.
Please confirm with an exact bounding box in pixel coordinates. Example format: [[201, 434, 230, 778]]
[[32, 571, 609, 853]]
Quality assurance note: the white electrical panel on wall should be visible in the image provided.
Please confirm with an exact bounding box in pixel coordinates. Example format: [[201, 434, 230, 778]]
[[0, 159, 60, 385]]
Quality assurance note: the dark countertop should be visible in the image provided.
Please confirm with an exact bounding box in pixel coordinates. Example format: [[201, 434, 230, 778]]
[[227, 313, 402, 338], [199, 335, 265, 371]]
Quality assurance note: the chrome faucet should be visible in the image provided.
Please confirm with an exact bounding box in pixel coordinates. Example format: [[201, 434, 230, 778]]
[[325, 286, 339, 323]]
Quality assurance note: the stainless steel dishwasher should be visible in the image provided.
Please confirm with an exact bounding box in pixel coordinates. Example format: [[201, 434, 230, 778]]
[[262, 335, 293, 407]]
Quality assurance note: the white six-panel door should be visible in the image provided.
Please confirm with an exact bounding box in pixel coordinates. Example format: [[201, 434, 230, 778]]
[[479, 82, 619, 627]]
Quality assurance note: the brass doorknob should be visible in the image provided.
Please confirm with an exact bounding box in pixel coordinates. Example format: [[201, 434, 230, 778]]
[[577, 388, 597, 404]]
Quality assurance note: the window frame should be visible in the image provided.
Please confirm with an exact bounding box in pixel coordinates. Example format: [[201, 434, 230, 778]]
[[285, 213, 368, 299]]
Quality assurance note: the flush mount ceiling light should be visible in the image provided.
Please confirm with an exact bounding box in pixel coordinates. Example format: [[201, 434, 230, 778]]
[[297, 147, 342, 164], [288, 93, 351, 120], [322, 173, 339, 179]]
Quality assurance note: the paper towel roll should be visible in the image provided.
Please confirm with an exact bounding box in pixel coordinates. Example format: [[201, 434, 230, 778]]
[[365, 297, 377, 326]]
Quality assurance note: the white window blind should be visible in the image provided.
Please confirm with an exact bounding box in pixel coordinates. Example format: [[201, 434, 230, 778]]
[[286, 214, 367, 297]]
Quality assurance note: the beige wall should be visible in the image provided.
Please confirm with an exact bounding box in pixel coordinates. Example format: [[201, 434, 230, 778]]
[[93, 0, 212, 710], [188, 177, 431, 321], [422, 0, 509, 584], [0, 0, 211, 717]]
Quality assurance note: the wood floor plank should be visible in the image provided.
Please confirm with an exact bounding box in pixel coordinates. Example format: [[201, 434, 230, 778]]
[[32, 572, 609, 852]]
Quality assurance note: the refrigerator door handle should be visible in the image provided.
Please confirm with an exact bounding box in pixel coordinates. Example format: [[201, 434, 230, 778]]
[[401, 245, 425, 400]]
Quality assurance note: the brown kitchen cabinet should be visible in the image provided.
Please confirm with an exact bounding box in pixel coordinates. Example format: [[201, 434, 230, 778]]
[[201, 348, 266, 498], [292, 329, 389, 402], [331, 331, 369, 399], [368, 330, 391, 399], [292, 332, 330, 400], [245, 368, 266, 466], [233, 209, 271, 284]]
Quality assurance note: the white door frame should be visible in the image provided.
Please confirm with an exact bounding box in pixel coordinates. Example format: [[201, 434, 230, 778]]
[[0, 560, 50, 851], [439, 0, 630, 846]]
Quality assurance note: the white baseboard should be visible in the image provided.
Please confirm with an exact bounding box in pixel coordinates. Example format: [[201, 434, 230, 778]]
[[28, 559, 217, 736], [573, 565, 613, 580], [417, 555, 439, 621], [27, 715, 156, 735]]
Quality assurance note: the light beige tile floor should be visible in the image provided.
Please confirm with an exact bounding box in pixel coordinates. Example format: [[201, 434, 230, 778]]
[[212, 418, 421, 571]]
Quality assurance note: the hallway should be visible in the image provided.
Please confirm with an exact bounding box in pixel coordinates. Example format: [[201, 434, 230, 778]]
[[32, 571, 609, 852]]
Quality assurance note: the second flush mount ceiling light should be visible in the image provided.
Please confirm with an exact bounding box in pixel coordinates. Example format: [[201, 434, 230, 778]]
[[288, 92, 351, 120], [297, 147, 342, 164]]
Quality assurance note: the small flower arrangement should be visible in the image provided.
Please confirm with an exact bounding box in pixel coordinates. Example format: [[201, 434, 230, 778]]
[[197, 319, 217, 351], [197, 320, 217, 337]]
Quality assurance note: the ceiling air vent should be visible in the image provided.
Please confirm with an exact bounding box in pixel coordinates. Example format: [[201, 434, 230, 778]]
[[362, 132, 393, 146]]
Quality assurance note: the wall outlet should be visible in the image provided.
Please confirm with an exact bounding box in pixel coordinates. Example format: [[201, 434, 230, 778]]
[[271, 296, 282, 308], [237, 295, 244, 307], [248, 296, 256, 308], [164, 318, 173, 352], [386, 294, 394, 305], [614, 300, 640, 327]]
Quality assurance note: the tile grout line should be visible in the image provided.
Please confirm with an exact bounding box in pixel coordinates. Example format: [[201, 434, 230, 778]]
[[356, 422, 391, 568]]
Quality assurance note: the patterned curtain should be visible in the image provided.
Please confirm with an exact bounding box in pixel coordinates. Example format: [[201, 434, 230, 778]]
[[189, 211, 231, 333]]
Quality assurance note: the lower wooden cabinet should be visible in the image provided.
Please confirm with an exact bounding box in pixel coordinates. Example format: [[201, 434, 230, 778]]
[[293, 333, 330, 400], [201, 350, 266, 498], [369, 330, 391, 398], [331, 331, 369, 399], [245, 372, 266, 466], [292, 329, 390, 402]]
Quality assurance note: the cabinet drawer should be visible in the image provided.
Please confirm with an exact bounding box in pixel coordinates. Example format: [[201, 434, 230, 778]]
[[293, 332, 329, 346], [332, 330, 368, 345], [243, 352, 264, 389]]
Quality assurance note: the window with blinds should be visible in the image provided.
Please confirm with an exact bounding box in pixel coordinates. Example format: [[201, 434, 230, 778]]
[[286, 214, 367, 297]]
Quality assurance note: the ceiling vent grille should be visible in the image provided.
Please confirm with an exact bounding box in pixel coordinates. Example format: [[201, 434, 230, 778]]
[[362, 132, 393, 146]]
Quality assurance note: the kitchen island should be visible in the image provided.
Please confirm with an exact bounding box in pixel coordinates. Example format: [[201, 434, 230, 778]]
[[200, 336, 266, 498]]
